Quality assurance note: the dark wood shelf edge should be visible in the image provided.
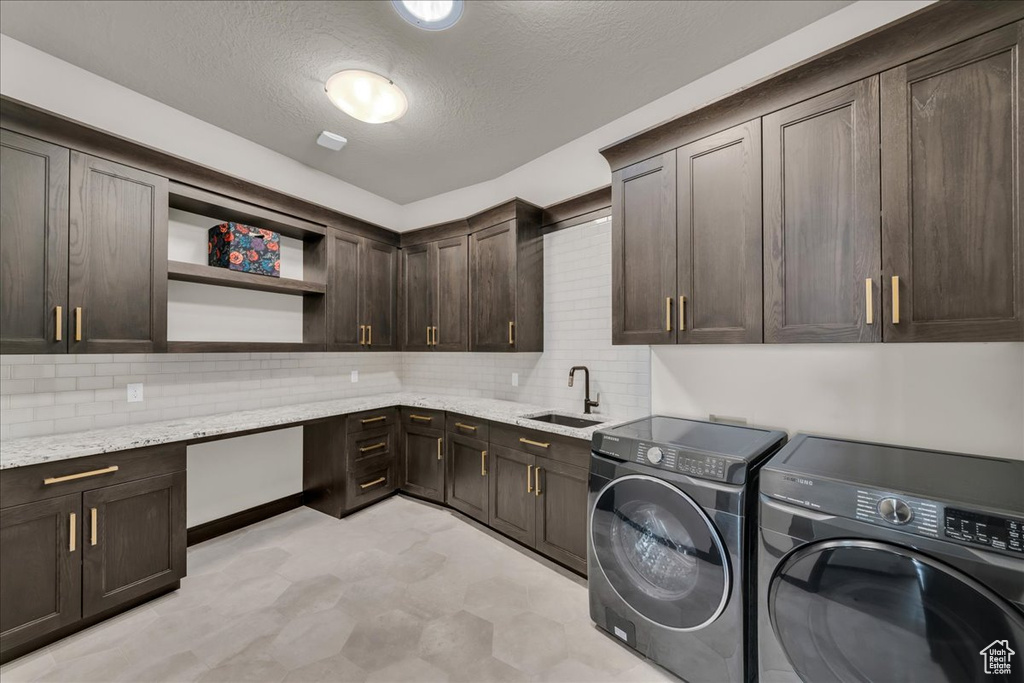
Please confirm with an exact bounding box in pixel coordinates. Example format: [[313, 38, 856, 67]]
[[167, 260, 325, 295], [169, 181, 326, 241], [166, 341, 324, 353]]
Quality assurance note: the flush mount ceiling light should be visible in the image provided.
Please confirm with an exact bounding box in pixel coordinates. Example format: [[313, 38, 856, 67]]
[[324, 70, 408, 124], [391, 0, 464, 30]]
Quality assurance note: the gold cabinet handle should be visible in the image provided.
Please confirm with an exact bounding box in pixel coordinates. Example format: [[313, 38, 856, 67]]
[[410, 414, 433, 423], [360, 415, 387, 425], [359, 476, 386, 490], [679, 295, 686, 332], [75, 307, 82, 341], [69, 512, 76, 553], [426, 326, 431, 346], [360, 325, 366, 345], [43, 465, 119, 486], [665, 297, 672, 331], [359, 441, 387, 453], [527, 464, 533, 493], [432, 326, 438, 345], [55, 306, 63, 341], [519, 437, 549, 449], [454, 422, 477, 432], [508, 321, 514, 345], [368, 325, 372, 346], [891, 276, 900, 324], [90, 507, 98, 546], [865, 278, 874, 324], [535, 467, 542, 497], [481, 450, 487, 476], [437, 437, 443, 460]]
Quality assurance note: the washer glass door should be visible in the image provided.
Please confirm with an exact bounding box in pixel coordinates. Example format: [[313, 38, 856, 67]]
[[769, 540, 1024, 683], [590, 474, 730, 631]]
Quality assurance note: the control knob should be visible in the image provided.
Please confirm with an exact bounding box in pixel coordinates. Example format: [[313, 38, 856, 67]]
[[646, 446, 664, 464], [877, 497, 914, 525]]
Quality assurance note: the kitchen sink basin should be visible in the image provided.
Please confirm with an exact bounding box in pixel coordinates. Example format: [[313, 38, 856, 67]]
[[526, 413, 605, 428]]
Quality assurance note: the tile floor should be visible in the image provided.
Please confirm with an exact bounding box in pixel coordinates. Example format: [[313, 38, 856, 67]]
[[0, 496, 675, 682]]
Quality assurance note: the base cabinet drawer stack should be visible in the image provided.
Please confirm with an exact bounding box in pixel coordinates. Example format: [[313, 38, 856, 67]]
[[0, 444, 186, 663]]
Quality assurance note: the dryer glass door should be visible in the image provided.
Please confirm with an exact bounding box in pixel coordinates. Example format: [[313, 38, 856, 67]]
[[769, 539, 1024, 683], [590, 474, 730, 631]]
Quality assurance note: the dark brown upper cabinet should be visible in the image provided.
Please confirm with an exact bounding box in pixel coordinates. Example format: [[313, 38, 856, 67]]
[[69, 152, 168, 353], [400, 236, 468, 352], [762, 77, 881, 343], [0, 130, 70, 354], [327, 232, 397, 351], [469, 201, 543, 352], [677, 120, 763, 343], [881, 23, 1023, 342], [612, 151, 677, 345]]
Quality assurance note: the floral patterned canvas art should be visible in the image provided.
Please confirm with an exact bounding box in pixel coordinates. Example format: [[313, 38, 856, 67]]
[[208, 222, 281, 278]]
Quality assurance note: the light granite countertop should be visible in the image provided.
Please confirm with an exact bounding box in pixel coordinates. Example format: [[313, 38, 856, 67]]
[[0, 393, 633, 470]]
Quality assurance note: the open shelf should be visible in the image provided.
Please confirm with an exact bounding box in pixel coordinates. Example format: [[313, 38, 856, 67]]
[[169, 181, 326, 242], [166, 341, 323, 353], [167, 260, 325, 296]]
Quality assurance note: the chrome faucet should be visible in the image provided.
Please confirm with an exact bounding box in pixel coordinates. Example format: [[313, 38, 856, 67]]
[[568, 366, 600, 414]]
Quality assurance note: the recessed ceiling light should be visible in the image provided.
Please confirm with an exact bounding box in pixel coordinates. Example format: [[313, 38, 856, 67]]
[[324, 70, 408, 124], [391, 0, 464, 30]]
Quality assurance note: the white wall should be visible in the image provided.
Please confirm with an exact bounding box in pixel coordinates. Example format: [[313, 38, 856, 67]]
[[651, 343, 1024, 460]]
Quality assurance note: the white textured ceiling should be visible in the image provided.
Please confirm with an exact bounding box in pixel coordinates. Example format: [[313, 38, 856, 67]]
[[0, 0, 849, 203]]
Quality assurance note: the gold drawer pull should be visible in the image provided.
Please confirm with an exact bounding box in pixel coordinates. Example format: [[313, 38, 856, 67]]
[[865, 278, 874, 324], [69, 512, 76, 553], [359, 325, 366, 345], [437, 437, 443, 460], [359, 476, 386, 489], [891, 276, 900, 324], [55, 306, 63, 341], [360, 415, 387, 425], [679, 296, 686, 331], [359, 441, 387, 453], [432, 326, 438, 345], [368, 325, 372, 346], [665, 297, 672, 332], [454, 422, 477, 432], [481, 450, 487, 476], [535, 467, 542, 496], [508, 321, 514, 345], [426, 326, 431, 346], [519, 437, 549, 449], [410, 414, 433, 423], [90, 507, 98, 546], [75, 307, 83, 341], [527, 464, 533, 493], [44, 465, 119, 485]]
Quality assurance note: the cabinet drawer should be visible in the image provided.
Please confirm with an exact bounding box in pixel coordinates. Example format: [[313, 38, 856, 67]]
[[446, 413, 489, 441], [346, 462, 395, 511], [346, 427, 395, 473], [401, 407, 445, 429], [489, 423, 590, 469], [347, 408, 397, 434], [0, 444, 186, 509]]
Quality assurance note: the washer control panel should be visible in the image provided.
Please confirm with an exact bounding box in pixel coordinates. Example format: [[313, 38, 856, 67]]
[[945, 508, 1023, 554], [631, 442, 729, 482], [854, 489, 938, 536]]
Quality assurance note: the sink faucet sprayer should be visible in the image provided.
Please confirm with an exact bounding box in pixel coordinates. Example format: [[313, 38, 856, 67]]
[[568, 366, 600, 415]]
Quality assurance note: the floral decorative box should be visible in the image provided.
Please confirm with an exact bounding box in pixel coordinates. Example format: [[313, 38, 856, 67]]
[[208, 222, 281, 277]]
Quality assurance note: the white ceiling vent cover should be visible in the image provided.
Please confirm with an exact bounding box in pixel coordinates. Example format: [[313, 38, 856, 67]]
[[316, 131, 348, 151]]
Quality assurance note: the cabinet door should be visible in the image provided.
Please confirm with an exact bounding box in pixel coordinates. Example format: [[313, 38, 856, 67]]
[[361, 239, 398, 351], [82, 472, 186, 618], [677, 120, 763, 344], [470, 220, 517, 351], [327, 231, 363, 351], [0, 494, 81, 653], [0, 130, 69, 354], [612, 151, 677, 345], [400, 243, 434, 351], [68, 152, 167, 353], [533, 457, 588, 575], [488, 445, 535, 546], [763, 78, 881, 343], [401, 425, 445, 503], [882, 23, 1023, 342], [446, 433, 489, 524], [435, 236, 468, 351]]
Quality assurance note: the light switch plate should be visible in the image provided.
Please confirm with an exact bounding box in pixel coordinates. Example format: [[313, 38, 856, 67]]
[[126, 383, 144, 403], [351, 370, 359, 383], [511, 373, 519, 387]]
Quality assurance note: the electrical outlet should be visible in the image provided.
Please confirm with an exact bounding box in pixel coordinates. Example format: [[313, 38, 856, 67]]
[[511, 373, 519, 387], [126, 383, 144, 403], [351, 370, 359, 383]]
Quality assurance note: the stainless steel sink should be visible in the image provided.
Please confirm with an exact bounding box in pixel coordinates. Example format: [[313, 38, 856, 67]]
[[526, 413, 604, 428]]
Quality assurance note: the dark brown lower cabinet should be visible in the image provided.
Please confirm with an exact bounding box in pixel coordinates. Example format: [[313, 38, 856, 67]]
[[82, 472, 186, 618], [400, 424, 445, 503], [488, 445, 535, 546], [533, 457, 588, 574], [0, 494, 81, 653], [346, 462, 397, 510], [446, 433, 489, 524]]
